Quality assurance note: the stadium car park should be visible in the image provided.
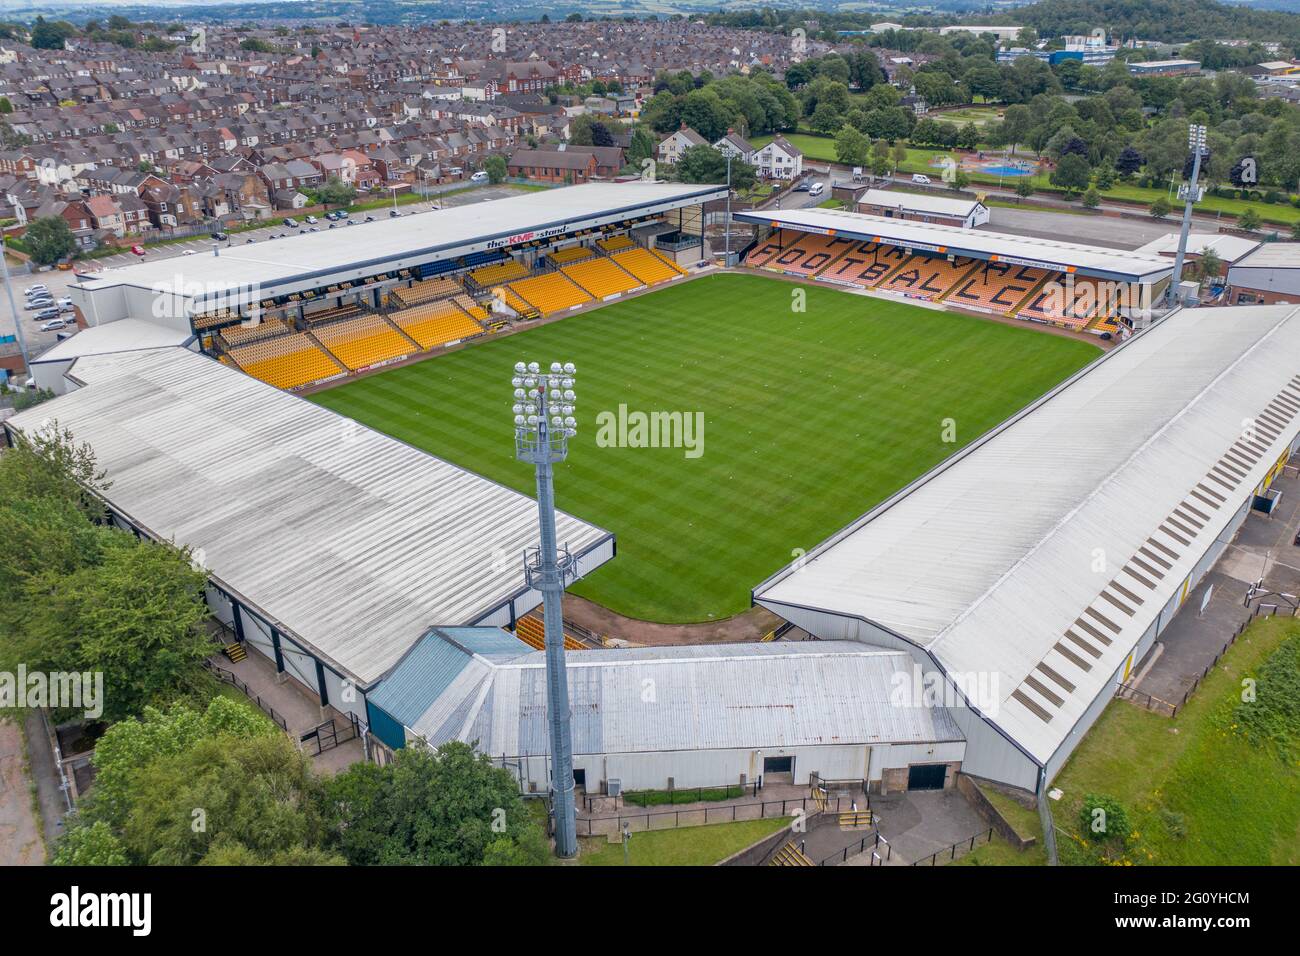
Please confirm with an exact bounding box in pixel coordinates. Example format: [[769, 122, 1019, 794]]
[[6, 181, 1297, 812]]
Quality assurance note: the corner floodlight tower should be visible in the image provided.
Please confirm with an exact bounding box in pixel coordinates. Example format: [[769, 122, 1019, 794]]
[[1168, 123, 1207, 308], [511, 359, 580, 858]]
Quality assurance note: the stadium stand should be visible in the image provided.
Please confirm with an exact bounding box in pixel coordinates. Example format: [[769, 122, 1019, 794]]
[[611, 246, 685, 286], [452, 293, 489, 322], [760, 233, 856, 277], [1018, 275, 1122, 330], [816, 241, 905, 288], [389, 299, 485, 350], [302, 302, 365, 326], [561, 256, 643, 298], [743, 230, 790, 268], [548, 245, 596, 265], [470, 259, 529, 287], [879, 254, 980, 301], [220, 316, 292, 348], [946, 261, 1046, 314], [191, 308, 239, 330], [228, 332, 343, 390], [598, 234, 636, 253], [392, 277, 461, 307], [508, 271, 593, 315], [314, 313, 416, 371], [514, 614, 585, 651]]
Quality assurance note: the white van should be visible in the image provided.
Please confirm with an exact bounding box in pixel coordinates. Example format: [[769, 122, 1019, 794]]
[[912, 173, 932, 185], [808, 182, 825, 198]]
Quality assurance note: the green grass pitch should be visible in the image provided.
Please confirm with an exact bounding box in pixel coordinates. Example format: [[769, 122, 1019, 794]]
[[312, 273, 1099, 623]]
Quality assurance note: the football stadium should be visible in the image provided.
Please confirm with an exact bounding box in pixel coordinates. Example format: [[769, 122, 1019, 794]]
[[8, 180, 1299, 805]]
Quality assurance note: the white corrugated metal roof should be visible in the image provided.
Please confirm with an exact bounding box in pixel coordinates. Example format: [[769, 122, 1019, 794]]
[[1133, 233, 1260, 262], [1228, 242, 1300, 270], [402, 637, 963, 755], [31, 319, 192, 365], [756, 304, 1300, 763], [735, 207, 1174, 280], [859, 188, 982, 217], [72, 181, 724, 300], [6, 347, 613, 687]]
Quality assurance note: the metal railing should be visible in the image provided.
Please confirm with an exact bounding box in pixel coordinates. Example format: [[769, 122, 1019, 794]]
[[577, 793, 854, 836], [201, 659, 289, 731], [816, 830, 890, 866], [584, 780, 760, 812], [908, 827, 994, 866]]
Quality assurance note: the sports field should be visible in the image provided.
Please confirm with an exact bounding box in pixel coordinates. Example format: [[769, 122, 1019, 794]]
[[313, 273, 1098, 623]]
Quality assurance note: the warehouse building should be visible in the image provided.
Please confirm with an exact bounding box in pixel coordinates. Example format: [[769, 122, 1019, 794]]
[[754, 303, 1300, 795], [367, 628, 966, 794], [1226, 243, 1300, 305], [856, 188, 990, 229]]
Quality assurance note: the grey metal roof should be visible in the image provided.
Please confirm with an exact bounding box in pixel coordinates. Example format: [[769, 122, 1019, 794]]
[[735, 206, 1174, 280], [397, 634, 963, 756], [755, 303, 1300, 762], [6, 348, 613, 687], [72, 181, 727, 304]]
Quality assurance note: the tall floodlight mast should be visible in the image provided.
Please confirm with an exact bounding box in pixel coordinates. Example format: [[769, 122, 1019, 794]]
[[511, 359, 580, 858]]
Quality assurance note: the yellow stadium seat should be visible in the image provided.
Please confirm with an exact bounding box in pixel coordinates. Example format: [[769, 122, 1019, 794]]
[[612, 247, 685, 285], [948, 262, 1047, 314], [548, 245, 595, 265], [507, 271, 592, 316], [229, 332, 344, 390], [393, 277, 461, 307], [314, 313, 417, 371], [561, 257, 642, 298], [597, 235, 635, 253], [389, 299, 484, 349], [470, 259, 529, 286]]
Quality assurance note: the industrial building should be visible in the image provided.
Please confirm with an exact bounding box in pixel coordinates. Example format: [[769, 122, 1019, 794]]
[[754, 303, 1300, 794], [856, 189, 990, 229], [1226, 243, 1300, 305], [368, 629, 966, 794]]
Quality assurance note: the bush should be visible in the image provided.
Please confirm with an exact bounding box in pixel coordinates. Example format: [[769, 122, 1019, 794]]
[[1079, 794, 1131, 845], [622, 785, 745, 806], [1149, 196, 1172, 218]]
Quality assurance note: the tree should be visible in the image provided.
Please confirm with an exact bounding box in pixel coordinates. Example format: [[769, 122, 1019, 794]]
[[1051, 154, 1092, 195], [7, 534, 213, 723], [834, 124, 870, 167], [52, 821, 129, 866], [1082, 187, 1102, 208], [1015, 178, 1035, 201], [1195, 248, 1223, 280], [0, 97, 12, 114], [1150, 196, 1173, 218], [1115, 145, 1143, 178], [319, 741, 549, 866], [313, 177, 356, 209], [123, 734, 336, 865], [1239, 207, 1261, 232], [483, 154, 507, 184], [672, 145, 755, 191], [999, 104, 1032, 156], [24, 216, 77, 266], [30, 17, 68, 50]]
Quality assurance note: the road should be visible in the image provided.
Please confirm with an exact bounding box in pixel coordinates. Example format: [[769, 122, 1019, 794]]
[[0, 182, 527, 365]]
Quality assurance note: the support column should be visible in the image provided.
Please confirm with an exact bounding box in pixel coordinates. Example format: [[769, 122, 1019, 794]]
[[269, 625, 286, 680]]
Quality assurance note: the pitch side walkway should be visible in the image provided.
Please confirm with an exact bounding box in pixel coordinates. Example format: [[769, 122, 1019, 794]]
[[562, 594, 784, 646], [1131, 471, 1300, 707], [0, 719, 44, 865]]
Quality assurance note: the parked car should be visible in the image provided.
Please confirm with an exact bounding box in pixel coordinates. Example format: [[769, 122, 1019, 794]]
[[284, 218, 299, 228], [793, 180, 811, 192], [213, 232, 229, 241], [25, 284, 49, 297], [911, 173, 932, 185], [39, 317, 68, 331], [131, 245, 146, 256], [25, 298, 54, 310], [346, 219, 356, 226], [34, 308, 61, 322], [364, 215, 375, 222], [305, 215, 318, 224], [57, 297, 72, 308], [470, 171, 489, 183], [389, 209, 401, 218], [809, 182, 825, 197], [182, 249, 196, 256]]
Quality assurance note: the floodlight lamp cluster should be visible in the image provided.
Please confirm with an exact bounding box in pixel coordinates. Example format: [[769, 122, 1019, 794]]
[[1188, 124, 1206, 149], [511, 360, 577, 439]]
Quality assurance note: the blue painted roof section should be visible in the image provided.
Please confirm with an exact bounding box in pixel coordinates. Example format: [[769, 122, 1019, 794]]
[[368, 627, 527, 727]]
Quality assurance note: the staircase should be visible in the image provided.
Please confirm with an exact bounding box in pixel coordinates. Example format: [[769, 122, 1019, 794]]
[[768, 842, 814, 867], [839, 809, 875, 829], [222, 642, 247, 664]]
